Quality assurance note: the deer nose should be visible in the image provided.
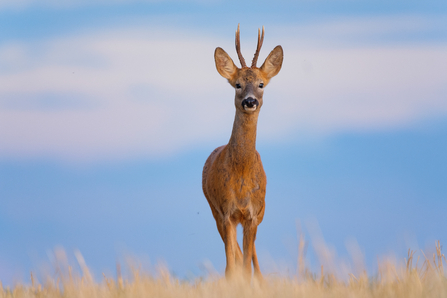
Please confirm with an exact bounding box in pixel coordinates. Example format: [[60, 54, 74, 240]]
[[242, 97, 259, 109]]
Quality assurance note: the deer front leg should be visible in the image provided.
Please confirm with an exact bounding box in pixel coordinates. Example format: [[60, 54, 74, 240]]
[[215, 218, 243, 267], [223, 218, 238, 278], [242, 220, 258, 278]]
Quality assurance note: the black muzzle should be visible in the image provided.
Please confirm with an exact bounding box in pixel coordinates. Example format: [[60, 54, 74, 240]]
[[242, 97, 259, 109]]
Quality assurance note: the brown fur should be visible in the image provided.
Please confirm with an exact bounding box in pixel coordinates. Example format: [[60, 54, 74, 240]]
[[202, 27, 283, 281]]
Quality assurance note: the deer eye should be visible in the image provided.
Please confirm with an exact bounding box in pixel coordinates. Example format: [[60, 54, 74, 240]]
[[235, 83, 241, 89], [259, 83, 264, 88]]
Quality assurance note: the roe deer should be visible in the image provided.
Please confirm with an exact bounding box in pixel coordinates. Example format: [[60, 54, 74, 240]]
[[202, 25, 283, 280]]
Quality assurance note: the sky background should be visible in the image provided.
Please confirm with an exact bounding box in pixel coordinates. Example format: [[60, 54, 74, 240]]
[[0, 0, 446, 285]]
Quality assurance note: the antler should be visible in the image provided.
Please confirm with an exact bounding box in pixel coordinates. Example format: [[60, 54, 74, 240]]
[[235, 24, 247, 68], [251, 26, 264, 68]]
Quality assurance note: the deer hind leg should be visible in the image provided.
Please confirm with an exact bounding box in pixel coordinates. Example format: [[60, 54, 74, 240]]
[[235, 242, 243, 267], [252, 243, 264, 282]]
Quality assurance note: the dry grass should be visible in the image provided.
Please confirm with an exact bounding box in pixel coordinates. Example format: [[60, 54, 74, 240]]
[[1, 241, 446, 298]]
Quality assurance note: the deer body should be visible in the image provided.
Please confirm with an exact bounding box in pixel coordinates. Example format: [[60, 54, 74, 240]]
[[202, 25, 283, 280]]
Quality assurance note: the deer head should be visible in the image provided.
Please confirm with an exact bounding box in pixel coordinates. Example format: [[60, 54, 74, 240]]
[[214, 24, 283, 114]]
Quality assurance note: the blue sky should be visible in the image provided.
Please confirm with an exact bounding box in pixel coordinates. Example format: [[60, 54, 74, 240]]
[[0, 0, 446, 285]]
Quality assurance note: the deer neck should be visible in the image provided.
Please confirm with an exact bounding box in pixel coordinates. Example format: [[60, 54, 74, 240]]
[[227, 110, 259, 169]]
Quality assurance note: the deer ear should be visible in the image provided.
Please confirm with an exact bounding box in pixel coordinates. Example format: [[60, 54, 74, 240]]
[[214, 47, 238, 80], [260, 45, 283, 79]]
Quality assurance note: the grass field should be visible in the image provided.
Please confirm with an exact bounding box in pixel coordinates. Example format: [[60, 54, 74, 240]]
[[1, 241, 446, 298]]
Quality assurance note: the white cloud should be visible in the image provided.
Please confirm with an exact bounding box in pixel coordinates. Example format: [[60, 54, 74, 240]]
[[0, 20, 446, 162], [259, 45, 447, 140], [0, 0, 210, 10], [272, 14, 447, 45]]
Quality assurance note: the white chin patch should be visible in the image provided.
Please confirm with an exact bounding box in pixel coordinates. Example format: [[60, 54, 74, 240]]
[[243, 105, 257, 112]]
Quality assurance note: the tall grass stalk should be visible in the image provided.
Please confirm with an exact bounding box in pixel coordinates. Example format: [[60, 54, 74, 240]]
[[1, 242, 446, 298]]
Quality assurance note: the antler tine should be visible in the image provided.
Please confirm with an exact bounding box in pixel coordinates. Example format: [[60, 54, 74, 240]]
[[235, 24, 247, 68], [251, 26, 265, 68]]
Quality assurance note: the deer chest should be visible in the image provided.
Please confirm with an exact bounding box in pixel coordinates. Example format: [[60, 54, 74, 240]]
[[233, 176, 265, 206]]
